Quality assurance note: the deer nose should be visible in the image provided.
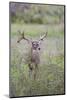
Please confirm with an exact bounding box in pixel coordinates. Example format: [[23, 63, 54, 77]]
[[38, 48, 40, 50]]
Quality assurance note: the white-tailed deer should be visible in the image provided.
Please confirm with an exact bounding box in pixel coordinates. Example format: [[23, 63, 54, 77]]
[[17, 31, 47, 79]]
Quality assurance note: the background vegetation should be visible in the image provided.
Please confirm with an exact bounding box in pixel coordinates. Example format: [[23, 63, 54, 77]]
[[10, 2, 64, 97], [10, 3, 64, 24]]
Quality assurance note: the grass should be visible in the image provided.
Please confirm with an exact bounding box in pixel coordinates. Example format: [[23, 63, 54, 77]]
[[11, 23, 64, 38], [10, 23, 64, 97]]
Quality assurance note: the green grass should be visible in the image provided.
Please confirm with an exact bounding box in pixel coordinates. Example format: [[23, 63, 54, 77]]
[[11, 23, 64, 38]]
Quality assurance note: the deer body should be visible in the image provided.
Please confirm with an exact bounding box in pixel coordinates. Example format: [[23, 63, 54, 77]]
[[31, 50, 40, 64], [17, 31, 47, 79], [31, 46, 40, 64]]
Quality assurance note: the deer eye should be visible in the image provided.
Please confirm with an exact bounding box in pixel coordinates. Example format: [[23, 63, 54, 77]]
[[37, 44, 39, 46]]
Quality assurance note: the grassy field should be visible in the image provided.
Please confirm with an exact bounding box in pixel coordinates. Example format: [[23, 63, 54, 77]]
[[10, 23, 64, 97]]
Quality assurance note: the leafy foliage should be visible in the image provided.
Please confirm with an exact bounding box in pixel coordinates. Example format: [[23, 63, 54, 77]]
[[10, 3, 64, 24]]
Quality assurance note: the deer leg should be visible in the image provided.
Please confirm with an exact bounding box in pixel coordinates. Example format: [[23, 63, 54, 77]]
[[34, 64, 38, 80], [28, 63, 33, 79]]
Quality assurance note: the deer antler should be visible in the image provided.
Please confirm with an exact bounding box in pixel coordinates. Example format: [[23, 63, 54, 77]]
[[39, 32, 47, 42], [17, 30, 31, 43], [17, 30, 23, 43]]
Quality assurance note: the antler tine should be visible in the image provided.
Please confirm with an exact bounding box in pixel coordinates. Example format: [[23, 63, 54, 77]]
[[21, 31, 31, 42], [17, 30, 23, 43], [17, 30, 31, 43], [39, 32, 47, 41]]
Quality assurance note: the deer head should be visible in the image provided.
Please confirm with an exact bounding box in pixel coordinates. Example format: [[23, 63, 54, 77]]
[[17, 31, 47, 50]]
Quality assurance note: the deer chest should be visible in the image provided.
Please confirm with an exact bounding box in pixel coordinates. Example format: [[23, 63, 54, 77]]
[[31, 50, 40, 64]]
